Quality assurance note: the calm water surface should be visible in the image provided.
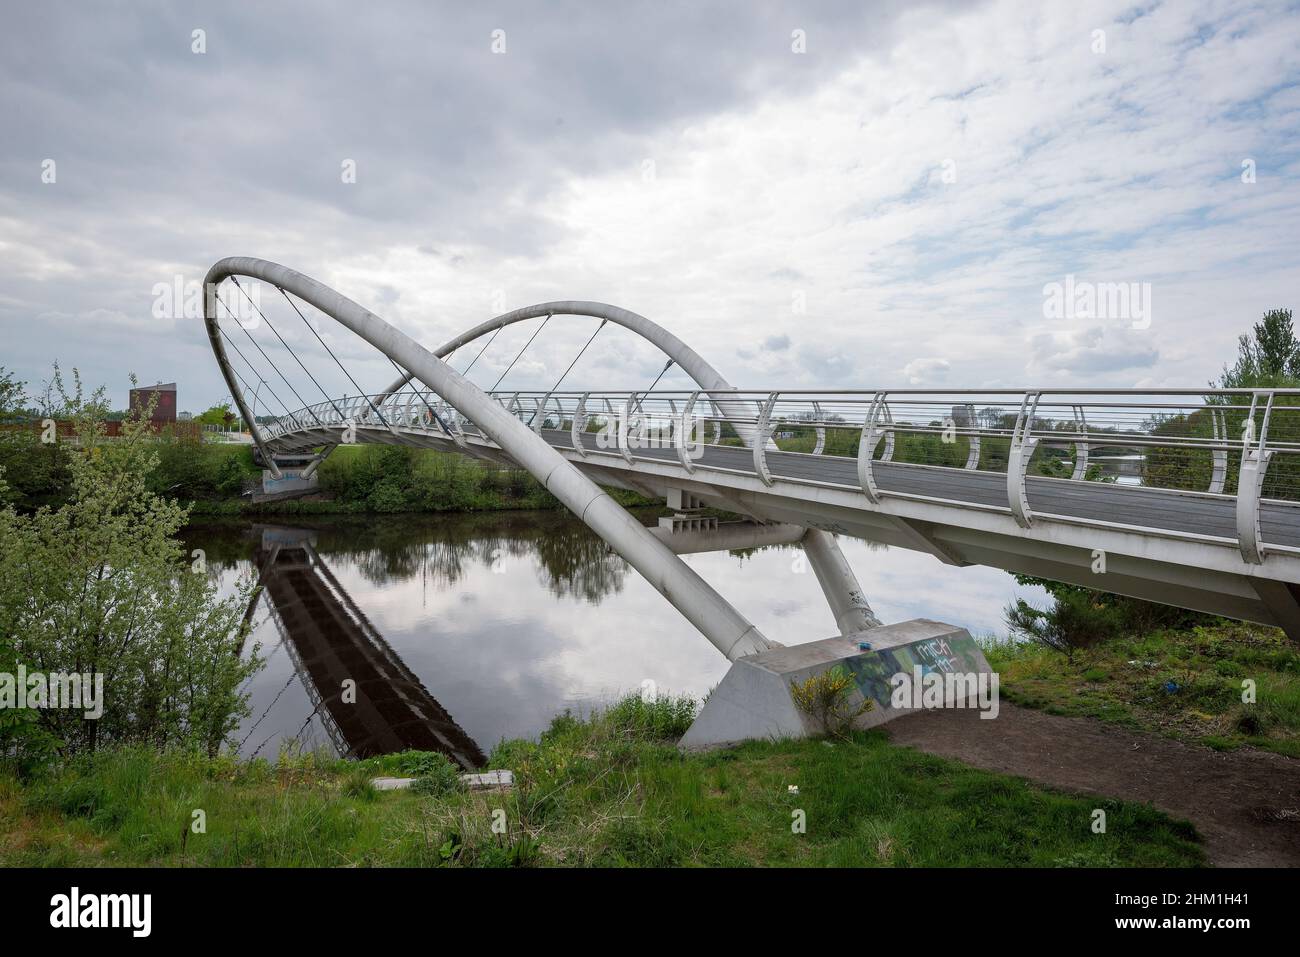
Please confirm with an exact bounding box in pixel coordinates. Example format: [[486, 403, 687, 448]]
[[181, 511, 1043, 766]]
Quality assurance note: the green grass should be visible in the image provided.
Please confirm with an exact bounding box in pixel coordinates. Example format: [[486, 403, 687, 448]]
[[0, 695, 1203, 868], [985, 622, 1300, 757]]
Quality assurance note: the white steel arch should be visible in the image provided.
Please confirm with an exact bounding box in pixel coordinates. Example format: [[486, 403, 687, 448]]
[[202, 257, 772, 660], [377, 300, 879, 632]]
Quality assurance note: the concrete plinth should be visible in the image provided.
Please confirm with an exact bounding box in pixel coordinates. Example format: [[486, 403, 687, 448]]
[[255, 466, 320, 503], [679, 618, 994, 750]]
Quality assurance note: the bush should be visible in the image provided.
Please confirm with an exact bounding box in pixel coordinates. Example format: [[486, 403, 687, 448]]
[[0, 375, 261, 758], [790, 665, 872, 738], [1004, 572, 1222, 662], [605, 693, 697, 740], [1005, 589, 1124, 661], [408, 752, 462, 797]]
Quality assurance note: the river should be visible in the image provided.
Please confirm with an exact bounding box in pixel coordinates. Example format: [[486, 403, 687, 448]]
[[180, 511, 1044, 766]]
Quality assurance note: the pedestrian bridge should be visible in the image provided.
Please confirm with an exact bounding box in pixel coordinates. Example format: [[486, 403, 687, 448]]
[[203, 257, 1300, 661]]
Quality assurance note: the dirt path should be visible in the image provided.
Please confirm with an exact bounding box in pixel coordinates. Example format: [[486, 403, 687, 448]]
[[885, 702, 1300, 866]]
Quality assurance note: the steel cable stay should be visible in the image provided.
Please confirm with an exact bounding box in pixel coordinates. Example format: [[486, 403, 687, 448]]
[[213, 304, 296, 422], [380, 352, 454, 435], [219, 348, 275, 425], [530, 318, 608, 428], [626, 359, 678, 445], [633, 358, 675, 413], [459, 325, 504, 378], [218, 330, 292, 422], [490, 312, 552, 393], [254, 279, 394, 431], [642, 357, 675, 395], [268, 281, 397, 430], [242, 283, 352, 424], [385, 345, 460, 405], [217, 286, 323, 427]]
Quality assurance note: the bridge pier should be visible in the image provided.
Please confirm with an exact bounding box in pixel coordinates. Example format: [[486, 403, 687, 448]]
[[802, 528, 881, 634], [253, 451, 323, 503], [649, 519, 807, 554], [680, 619, 995, 750]]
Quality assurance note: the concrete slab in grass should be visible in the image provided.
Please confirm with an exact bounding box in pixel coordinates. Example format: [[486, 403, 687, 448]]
[[371, 770, 515, 791]]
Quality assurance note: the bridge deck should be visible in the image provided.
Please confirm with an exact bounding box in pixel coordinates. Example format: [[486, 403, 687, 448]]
[[540, 430, 1300, 550]]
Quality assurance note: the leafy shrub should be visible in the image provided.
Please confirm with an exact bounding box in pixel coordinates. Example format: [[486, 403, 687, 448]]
[[1005, 589, 1125, 661], [408, 752, 462, 797], [0, 377, 261, 757], [790, 665, 872, 738], [366, 479, 409, 513]]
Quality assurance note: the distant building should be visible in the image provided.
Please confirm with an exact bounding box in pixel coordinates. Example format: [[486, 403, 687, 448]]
[[130, 382, 177, 424]]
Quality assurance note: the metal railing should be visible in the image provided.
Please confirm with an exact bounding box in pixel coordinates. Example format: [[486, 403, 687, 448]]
[[260, 387, 1300, 563]]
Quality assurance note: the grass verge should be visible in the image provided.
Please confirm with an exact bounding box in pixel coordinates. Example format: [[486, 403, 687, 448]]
[[1, 695, 1202, 867], [986, 622, 1300, 758]]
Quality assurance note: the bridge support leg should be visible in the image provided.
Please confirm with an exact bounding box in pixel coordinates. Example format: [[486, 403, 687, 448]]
[[1250, 578, 1300, 644], [254, 453, 322, 503], [801, 528, 881, 634]]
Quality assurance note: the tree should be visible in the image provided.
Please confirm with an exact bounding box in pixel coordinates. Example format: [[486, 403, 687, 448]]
[[1004, 589, 1123, 661], [0, 366, 27, 422], [194, 403, 237, 428], [1217, 308, 1299, 388], [0, 373, 262, 760], [0, 365, 75, 510]]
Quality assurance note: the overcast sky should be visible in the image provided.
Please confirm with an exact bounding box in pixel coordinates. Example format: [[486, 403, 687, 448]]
[[2, 0, 1298, 413]]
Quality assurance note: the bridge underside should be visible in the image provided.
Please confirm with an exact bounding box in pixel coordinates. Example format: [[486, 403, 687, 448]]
[[265, 423, 1300, 640]]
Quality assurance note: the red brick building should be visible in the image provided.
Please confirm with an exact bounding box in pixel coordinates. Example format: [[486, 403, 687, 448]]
[[129, 382, 177, 424]]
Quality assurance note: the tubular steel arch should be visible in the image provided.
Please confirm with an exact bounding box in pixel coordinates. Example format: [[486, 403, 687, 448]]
[[377, 300, 769, 447], [383, 300, 876, 632], [202, 257, 772, 660]]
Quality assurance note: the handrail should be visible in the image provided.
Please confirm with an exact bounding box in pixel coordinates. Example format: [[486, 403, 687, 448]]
[[260, 384, 1300, 566]]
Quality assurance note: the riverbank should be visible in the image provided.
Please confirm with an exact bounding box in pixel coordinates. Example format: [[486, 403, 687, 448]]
[[888, 700, 1300, 866], [986, 621, 1300, 758], [0, 694, 1202, 868], [0, 435, 655, 515], [201, 443, 664, 515]]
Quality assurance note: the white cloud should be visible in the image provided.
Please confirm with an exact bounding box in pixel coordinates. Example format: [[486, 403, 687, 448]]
[[2, 0, 1298, 407], [902, 357, 952, 385]]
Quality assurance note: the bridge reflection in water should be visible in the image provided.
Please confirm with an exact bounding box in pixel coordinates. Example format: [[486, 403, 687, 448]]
[[249, 525, 487, 768]]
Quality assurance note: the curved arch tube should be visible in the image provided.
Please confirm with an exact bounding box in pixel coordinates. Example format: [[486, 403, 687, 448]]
[[203, 257, 770, 660], [378, 301, 765, 447]]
